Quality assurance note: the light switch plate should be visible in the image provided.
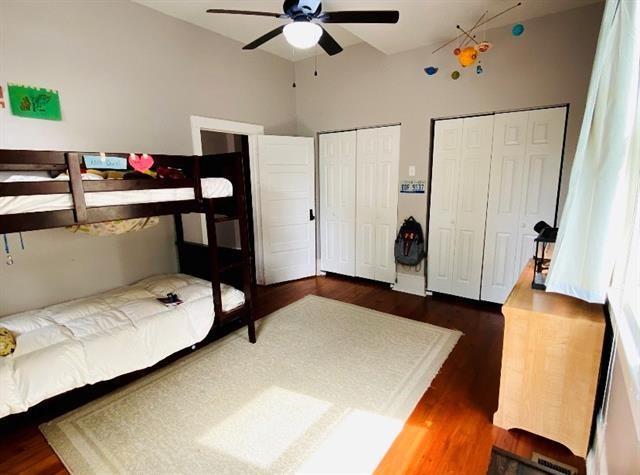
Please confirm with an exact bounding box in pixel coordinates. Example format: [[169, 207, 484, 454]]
[[409, 165, 416, 177]]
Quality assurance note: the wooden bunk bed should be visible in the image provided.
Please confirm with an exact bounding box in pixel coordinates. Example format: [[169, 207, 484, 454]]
[[0, 144, 257, 344]]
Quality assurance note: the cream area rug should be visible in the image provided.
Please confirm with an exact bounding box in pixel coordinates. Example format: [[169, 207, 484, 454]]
[[40, 295, 461, 474]]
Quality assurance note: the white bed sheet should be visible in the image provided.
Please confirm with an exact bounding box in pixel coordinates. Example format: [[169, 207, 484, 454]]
[[0, 174, 233, 215], [0, 273, 244, 418]]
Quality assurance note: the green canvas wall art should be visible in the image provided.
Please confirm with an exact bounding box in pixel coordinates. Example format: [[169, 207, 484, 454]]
[[8, 84, 62, 121]]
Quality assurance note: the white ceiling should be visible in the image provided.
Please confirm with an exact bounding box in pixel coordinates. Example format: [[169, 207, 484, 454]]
[[134, 0, 601, 61]]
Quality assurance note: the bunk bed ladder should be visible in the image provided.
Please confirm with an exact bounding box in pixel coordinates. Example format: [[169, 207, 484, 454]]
[[202, 147, 256, 344], [205, 199, 226, 326]]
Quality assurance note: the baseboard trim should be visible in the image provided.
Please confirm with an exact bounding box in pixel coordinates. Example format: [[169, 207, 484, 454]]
[[392, 273, 426, 297]]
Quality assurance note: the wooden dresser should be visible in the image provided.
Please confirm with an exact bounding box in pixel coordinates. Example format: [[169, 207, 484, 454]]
[[493, 261, 605, 457]]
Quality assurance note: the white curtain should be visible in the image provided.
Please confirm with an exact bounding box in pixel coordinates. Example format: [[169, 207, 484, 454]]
[[546, 0, 640, 303]]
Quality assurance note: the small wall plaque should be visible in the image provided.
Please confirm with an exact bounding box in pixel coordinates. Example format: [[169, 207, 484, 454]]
[[84, 154, 127, 170], [400, 180, 426, 194]]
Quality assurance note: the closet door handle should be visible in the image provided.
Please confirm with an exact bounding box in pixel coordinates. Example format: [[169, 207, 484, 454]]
[[309, 209, 315, 221]]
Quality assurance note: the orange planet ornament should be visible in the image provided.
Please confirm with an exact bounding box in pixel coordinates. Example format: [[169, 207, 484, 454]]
[[458, 46, 478, 67]]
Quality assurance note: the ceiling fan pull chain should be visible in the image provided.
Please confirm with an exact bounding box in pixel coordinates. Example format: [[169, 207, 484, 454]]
[[314, 45, 318, 77], [292, 45, 297, 88]]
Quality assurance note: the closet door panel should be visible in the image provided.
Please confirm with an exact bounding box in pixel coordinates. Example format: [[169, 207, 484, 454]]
[[428, 119, 463, 294], [481, 111, 528, 303], [451, 115, 494, 299], [319, 131, 357, 276], [374, 125, 401, 283], [514, 107, 567, 274], [355, 128, 379, 279]]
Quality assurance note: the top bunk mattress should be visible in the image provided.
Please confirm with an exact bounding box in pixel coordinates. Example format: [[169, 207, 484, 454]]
[[0, 174, 233, 215]]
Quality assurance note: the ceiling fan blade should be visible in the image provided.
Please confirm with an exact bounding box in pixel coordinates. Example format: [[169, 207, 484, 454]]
[[243, 25, 286, 50], [318, 27, 343, 56], [207, 9, 286, 19], [318, 10, 399, 24]]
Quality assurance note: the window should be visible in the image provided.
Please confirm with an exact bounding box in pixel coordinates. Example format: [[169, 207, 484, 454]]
[[609, 182, 640, 432]]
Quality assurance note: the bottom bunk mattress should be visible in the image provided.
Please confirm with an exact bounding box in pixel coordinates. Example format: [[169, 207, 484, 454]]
[[0, 274, 244, 418]]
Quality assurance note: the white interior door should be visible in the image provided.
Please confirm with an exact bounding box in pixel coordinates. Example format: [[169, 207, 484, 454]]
[[450, 115, 494, 299], [257, 136, 316, 285], [374, 125, 401, 283], [481, 111, 528, 303], [481, 107, 566, 303], [319, 131, 357, 276], [355, 128, 378, 280], [428, 119, 463, 294], [513, 107, 566, 275], [355, 126, 400, 283]]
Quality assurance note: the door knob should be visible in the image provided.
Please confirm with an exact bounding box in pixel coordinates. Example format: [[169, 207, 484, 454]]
[[310, 209, 316, 221]]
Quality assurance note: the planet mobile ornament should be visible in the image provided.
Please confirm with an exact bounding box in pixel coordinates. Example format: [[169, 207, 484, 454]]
[[424, 66, 439, 75], [476, 64, 484, 74], [451, 70, 460, 80], [453, 48, 461, 56], [458, 46, 478, 67], [432, 2, 522, 55], [475, 41, 492, 53], [512, 23, 524, 36]]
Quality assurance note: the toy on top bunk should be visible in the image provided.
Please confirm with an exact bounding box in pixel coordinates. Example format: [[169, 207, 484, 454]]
[[80, 153, 186, 180]]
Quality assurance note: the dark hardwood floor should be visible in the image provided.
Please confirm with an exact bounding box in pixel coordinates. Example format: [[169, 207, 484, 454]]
[[0, 274, 586, 474]]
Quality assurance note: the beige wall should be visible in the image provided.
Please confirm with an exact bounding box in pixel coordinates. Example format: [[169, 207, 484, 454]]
[[602, 351, 640, 473], [0, 1, 605, 314], [294, 3, 604, 277], [590, 347, 640, 474], [0, 0, 296, 316]]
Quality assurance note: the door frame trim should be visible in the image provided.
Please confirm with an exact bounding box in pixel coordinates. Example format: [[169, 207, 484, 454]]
[[189, 116, 267, 284]]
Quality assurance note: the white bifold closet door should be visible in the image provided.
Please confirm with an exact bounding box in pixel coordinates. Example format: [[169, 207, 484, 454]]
[[481, 107, 566, 303], [319, 131, 357, 276], [355, 126, 401, 283], [427, 116, 494, 299]]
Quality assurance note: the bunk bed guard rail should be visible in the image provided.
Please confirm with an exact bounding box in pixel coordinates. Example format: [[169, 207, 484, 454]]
[[0, 149, 243, 233]]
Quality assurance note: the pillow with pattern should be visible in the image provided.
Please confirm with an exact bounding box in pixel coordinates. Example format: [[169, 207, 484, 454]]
[[0, 327, 16, 356]]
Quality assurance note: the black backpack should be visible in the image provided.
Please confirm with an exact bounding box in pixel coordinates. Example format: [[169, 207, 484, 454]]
[[394, 216, 425, 266]]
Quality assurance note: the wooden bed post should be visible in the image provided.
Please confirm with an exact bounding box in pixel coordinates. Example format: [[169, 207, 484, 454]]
[[237, 136, 257, 343], [205, 200, 225, 325], [65, 152, 87, 224]]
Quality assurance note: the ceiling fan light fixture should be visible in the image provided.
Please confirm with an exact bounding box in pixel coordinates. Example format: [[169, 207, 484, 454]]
[[283, 21, 322, 49]]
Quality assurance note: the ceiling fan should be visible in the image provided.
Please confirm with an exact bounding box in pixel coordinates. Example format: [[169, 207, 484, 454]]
[[207, 0, 400, 56]]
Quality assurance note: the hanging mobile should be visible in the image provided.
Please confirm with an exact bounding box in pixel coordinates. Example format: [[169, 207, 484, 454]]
[[3, 233, 13, 266]]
